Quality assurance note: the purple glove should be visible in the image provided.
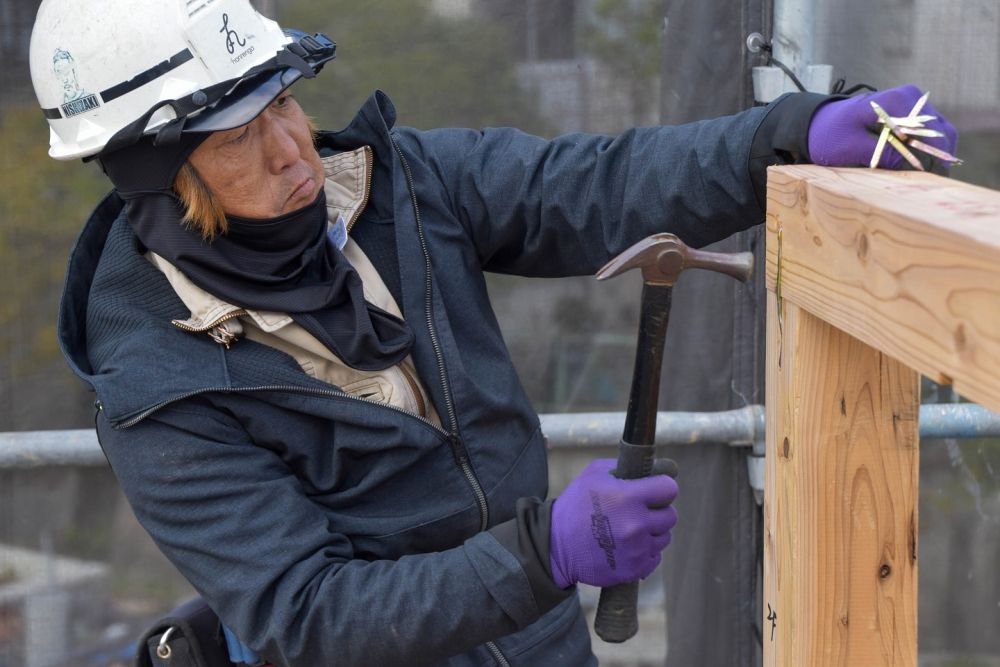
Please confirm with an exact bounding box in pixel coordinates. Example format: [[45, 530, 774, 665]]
[[549, 458, 679, 589], [808, 84, 958, 169]]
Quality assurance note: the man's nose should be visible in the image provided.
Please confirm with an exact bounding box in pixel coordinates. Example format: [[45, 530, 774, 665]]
[[260, 114, 301, 173]]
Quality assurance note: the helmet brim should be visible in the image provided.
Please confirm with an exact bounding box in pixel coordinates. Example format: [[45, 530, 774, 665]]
[[94, 31, 334, 158], [183, 66, 303, 134], [182, 30, 334, 135]]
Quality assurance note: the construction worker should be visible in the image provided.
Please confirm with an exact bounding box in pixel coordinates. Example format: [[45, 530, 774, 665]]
[[29, 1, 955, 665]]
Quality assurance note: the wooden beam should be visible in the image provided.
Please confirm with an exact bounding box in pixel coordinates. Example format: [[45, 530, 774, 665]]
[[766, 165, 1000, 414], [764, 292, 920, 666]]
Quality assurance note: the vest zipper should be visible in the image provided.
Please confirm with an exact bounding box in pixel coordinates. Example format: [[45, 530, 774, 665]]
[[390, 133, 490, 533], [398, 363, 427, 418], [345, 146, 375, 234], [171, 309, 247, 333], [171, 310, 248, 349], [169, 287, 429, 427]]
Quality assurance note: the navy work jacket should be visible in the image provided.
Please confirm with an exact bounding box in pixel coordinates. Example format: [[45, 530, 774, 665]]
[[59, 91, 824, 666]]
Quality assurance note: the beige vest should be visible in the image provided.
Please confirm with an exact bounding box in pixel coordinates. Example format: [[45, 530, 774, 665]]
[[149, 147, 440, 426]]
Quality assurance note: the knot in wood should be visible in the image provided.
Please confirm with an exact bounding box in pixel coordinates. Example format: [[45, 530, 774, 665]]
[[954, 323, 967, 352], [857, 234, 870, 261]]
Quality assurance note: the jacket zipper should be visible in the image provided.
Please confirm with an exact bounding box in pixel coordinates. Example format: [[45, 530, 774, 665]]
[[389, 134, 491, 533], [390, 134, 507, 667], [486, 642, 512, 667], [115, 383, 446, 433]]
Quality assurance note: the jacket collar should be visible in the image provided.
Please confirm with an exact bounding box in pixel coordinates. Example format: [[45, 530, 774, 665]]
[[161, 146, 373, 335]]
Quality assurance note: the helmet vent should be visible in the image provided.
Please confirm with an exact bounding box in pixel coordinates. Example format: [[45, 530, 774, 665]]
[[186, 0, 219, 18]]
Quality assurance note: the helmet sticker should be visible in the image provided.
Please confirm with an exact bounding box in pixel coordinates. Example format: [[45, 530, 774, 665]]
[[186, 2, 273, 80], [220, 13, 248, 55], [53, 48, 101, 117], [219, 12, 256, 65]]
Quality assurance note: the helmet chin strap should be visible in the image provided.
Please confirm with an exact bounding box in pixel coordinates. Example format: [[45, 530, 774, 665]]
[[94, 85, 221, 158], [154, 114, 190, 148]]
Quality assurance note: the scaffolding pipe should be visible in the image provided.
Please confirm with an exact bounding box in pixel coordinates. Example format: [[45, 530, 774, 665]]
[[0, 429, 107, 468], [2, 404, 999, 469], [544, 404, 1000, 449], [750, 0, 832, 101], [541, 406, 764, 449], [772, 0, 813, 78]]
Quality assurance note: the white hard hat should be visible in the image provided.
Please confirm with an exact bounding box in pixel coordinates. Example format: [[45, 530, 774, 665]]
[[29, 0, 336, 160]]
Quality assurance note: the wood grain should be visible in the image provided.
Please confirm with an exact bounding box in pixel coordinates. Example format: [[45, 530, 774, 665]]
[[764, 293, 920, 667], [766, 165, 1000, 414]]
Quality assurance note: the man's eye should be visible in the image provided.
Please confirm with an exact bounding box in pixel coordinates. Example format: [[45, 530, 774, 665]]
[[226, 127, 250, 144], [274, 94, 292, 108]]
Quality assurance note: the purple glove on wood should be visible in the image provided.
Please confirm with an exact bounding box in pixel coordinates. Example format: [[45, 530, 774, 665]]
[[807, 84, 958, 169], [549, 458, 679, 589]]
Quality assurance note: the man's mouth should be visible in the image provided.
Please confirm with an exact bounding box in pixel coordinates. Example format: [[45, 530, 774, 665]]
[[288, 177, 316, 205]]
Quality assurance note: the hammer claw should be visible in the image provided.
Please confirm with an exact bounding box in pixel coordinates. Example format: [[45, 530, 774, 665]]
[[597, 233, 754, 286], [595, 234, 681, 282]]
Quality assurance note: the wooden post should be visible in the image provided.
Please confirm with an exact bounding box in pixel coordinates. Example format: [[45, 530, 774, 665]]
[[764, 165, 1000, 666], [764, 293, 919, 665]]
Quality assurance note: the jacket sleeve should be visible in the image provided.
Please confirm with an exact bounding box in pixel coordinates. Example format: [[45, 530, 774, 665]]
[[392, 92, 828, 277], [97, 398, 561, 667]]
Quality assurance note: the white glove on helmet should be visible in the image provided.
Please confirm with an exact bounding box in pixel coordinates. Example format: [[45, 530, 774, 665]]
[[29, 0, 334, 160]]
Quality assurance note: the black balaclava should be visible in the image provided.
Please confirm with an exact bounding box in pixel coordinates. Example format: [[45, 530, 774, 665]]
[[98, 133, 413, 372]]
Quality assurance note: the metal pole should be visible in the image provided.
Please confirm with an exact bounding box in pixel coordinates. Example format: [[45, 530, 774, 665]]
[[771, 0, 812, 77], [540, 406, 763, 449], [750, 0, 832, 101], [0, 430, 107, 468], [2, 404, 1000, 469]]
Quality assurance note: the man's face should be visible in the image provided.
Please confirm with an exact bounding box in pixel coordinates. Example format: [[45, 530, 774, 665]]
[[188, 93, 325, 219]]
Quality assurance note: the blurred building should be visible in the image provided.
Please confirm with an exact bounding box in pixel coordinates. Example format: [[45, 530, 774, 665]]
[[470, 0, 661, 134], [0, 545, 109, 667], [813, 0, 1000, 127], [431, 0, 473, 20], [0, 0, 39, 109]]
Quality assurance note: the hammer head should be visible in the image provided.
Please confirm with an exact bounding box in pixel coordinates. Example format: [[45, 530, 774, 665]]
[[596, 233, 754, 286]]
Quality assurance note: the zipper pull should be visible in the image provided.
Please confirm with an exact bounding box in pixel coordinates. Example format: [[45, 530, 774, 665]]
[[208, 320, 242, 349], [447, 433, 469, 466]]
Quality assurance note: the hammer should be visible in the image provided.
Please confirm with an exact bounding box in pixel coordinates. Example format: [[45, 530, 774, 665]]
[[592, 232, 754, 643]]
